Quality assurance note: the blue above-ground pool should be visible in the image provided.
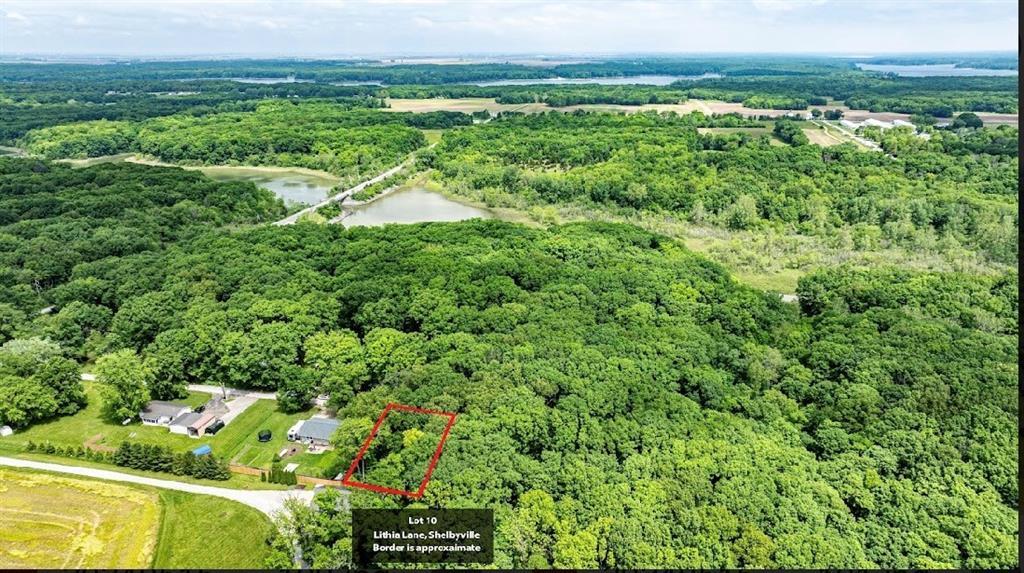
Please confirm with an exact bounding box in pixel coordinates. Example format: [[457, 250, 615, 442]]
[[192, 444, 212, 456]]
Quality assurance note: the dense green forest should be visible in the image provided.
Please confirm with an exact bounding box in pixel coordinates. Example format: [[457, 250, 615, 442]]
[[0, 80, 384, 142], [0, 182, 1013, 565], [428, 111, 1018, 267], [0, 54, 1018, 570], [678, 74, 1019, 115], [0, 158, 284, 424], [17, 102, 471, 181]]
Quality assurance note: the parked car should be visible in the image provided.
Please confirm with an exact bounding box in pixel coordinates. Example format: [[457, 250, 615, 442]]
[[205, 419, 225, 435], [194, 403, 206, 413], [258, 430, 272, 442]]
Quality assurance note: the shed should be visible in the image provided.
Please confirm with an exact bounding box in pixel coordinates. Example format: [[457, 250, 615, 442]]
[[192, 444, 212, 456], [169, 412, 202, 435], [188, 413, 217, 437]]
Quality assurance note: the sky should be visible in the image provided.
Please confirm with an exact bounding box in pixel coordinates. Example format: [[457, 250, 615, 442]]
[[0, 0, 1018, 57]]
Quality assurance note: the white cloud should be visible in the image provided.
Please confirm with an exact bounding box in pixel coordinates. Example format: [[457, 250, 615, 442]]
[[0, 0, 1016, 55], [5, 10, 30, 24], [751, 0, 827, 12]]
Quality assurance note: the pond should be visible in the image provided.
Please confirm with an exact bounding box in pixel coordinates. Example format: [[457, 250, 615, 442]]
[[341, 187, 492, 227], [855, 63, 1017, 77], [200, 167, 337, 206], [473, 73, 721, 86]]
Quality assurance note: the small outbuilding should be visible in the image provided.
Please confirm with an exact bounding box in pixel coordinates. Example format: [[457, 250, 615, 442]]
[[192, 444, 212, 456], [169, 412, 217, 437], [0, 425, 13, 437]]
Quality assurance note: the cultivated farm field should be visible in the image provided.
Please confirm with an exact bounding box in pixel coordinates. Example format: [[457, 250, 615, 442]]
[[0, 469, 160, 568]]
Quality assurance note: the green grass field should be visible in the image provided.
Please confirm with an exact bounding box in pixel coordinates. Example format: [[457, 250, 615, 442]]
[[0, 468, 271, 569], [153, 490, 272, 568]]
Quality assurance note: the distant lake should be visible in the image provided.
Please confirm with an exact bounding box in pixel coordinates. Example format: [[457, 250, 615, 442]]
[[342, 187, 491, 227], [856, 63, 1017, 77], [201, 167, 336, 206], [473, 73, 721, 86], [176, 76, 315, 84], [226, 76, 315, 84]]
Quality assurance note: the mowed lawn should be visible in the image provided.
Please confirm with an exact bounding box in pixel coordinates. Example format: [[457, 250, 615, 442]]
[[153, 490, 272, 568], [218, 401, 341, 478], [0, 468, 271, 569], [0, 383, 210, 454], [0, 382, 331, 478], [216, 400, 310, 468]]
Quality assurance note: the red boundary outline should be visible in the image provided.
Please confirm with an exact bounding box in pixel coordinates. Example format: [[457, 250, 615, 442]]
[[340, 402, 457, 499]]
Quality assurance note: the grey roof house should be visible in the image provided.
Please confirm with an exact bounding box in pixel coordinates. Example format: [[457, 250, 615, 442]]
[[287, 418, 340, 446], [139, 401, 191, 425]]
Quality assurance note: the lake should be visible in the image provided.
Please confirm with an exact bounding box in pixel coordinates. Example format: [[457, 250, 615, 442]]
[[855, 63, 1017, 77], [201, 167, 337, 206], [473, 73, 721, 86], [176, 76, 315, 84], [342, 187, 492, 227]]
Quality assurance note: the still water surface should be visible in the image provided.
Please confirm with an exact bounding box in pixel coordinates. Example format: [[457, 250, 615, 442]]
[[855, 63, 1017, 77], [201, 168, 335, 205], [473, 73, 721, 86], [342, 187, 492, 227]]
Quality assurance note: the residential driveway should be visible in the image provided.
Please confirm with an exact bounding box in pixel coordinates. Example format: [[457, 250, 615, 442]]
[[0, 456, 314, 517], [219, 395, 258, 425]]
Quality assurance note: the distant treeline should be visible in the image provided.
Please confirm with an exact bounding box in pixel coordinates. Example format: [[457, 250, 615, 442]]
[[858, 54, 1018, 70], [18, 102, 469, 180], [677, 74, 1019, 115], [0, 80, 385, 142], [0, 56, 855, 83]]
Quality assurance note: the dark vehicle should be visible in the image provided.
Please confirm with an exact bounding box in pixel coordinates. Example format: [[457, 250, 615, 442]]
[[258, 430, 272, 442], [194, 403, 206, 413], [205, 419, 225, 435]]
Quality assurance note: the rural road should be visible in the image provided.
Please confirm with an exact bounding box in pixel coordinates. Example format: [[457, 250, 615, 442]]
[[0, 456, 315, 517], [82, 374, 277, 402], [187, 383, 277, 401]]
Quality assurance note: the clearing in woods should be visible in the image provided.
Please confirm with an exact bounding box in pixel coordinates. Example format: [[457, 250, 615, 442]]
[[802, 126, 847, 146], [0, 468, 160, 568]]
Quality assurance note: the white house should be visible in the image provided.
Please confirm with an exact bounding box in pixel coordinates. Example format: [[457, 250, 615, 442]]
[[139, 401, 191, 426]]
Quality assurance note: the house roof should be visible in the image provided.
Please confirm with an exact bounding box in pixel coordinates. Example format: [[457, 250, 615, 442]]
[[297, 418, 340, 441], [189, 413, 216, 430], [142, 401, 190, 420]]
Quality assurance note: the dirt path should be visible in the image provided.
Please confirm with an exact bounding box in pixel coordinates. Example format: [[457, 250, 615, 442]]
[[0, 456, 316, 517]]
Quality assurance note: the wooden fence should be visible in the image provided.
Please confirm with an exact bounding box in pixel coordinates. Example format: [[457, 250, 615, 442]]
[[229, 463, 343, 487]]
